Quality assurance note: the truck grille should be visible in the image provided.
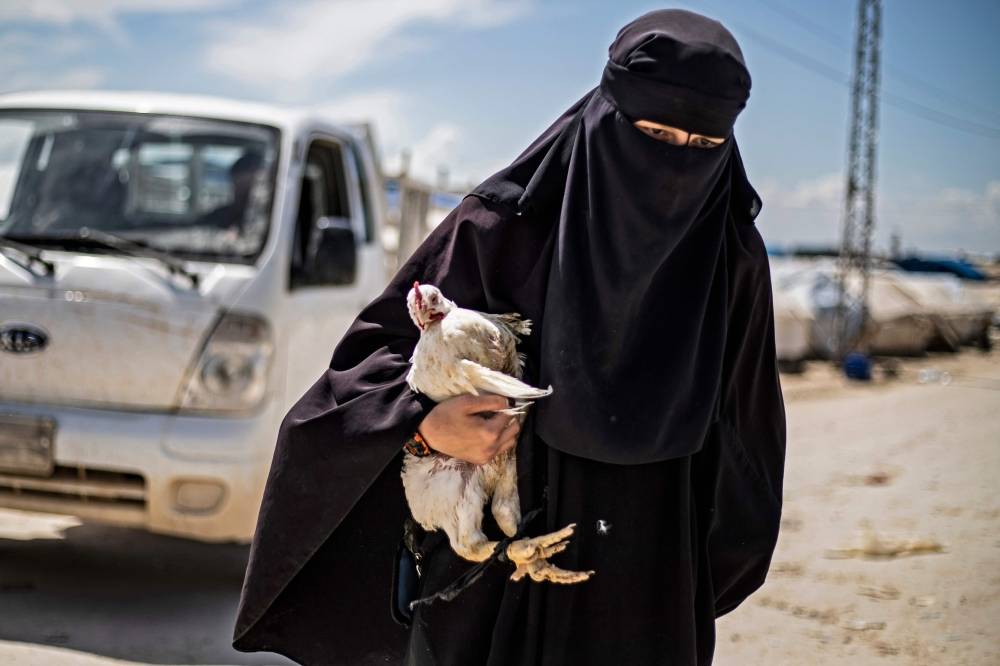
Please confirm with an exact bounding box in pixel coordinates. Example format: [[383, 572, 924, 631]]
[[0, 464, 146, 526]]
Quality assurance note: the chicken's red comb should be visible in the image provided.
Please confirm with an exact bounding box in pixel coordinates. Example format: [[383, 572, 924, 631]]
[[413, 281, 423, 308]]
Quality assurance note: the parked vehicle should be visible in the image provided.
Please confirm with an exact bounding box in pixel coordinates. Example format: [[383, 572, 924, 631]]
[[0, 91, 388, 542]]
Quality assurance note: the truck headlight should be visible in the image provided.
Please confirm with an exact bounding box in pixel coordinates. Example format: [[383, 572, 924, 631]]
[[179, 312, 273, 414]]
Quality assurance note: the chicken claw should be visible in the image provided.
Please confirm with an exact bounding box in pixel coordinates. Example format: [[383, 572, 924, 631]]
[[511, 559, 595, 584], [506, 523, 577, 565], [504, 523, 594, 585]]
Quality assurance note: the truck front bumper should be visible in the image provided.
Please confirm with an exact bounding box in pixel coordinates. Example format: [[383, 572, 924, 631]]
[[0, 400, 282, 543]]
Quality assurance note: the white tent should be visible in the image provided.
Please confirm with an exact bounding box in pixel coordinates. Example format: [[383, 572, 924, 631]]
[[766, 257, 989, 360], [894, 273, 994, 348]]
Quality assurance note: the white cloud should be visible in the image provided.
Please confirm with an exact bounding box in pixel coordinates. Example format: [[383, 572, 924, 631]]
[[313, 88, 465, 184], [27, 66, 106, 90], [894, 180, 1000, 254], [755, 173, 1000, 255], [987, 181, 1000, 214], [0, 0, 237, 46], [0, 31, 106, 93], [753, 172, 843, 249], [0, 0, 524, 187], [395, 123, 463, 183], [312, 89, 410, 148], [202, 0, 532, 96], [0, 2, 233, 85], [0, 0, 236, 32], [759, 172, 843, 210]]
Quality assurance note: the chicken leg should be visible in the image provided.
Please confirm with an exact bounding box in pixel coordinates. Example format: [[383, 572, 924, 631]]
[[507, 524, 595, 584]]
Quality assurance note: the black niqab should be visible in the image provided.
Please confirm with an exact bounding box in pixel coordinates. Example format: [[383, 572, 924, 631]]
[[471, 8, 762, 463]]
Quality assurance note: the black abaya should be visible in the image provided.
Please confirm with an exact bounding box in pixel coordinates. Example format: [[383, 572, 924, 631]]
[[401, 192, 783, 666], [233, 190, 784, 665]]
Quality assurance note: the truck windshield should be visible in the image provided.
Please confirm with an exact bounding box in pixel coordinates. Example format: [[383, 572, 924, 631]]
[[0, 109, 279, 264]]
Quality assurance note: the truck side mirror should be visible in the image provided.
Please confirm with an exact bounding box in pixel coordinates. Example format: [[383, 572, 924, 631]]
[[294, 216, 357, 287]]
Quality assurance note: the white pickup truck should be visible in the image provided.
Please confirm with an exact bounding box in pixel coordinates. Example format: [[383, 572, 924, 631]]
[[0, 91, 390, 542]]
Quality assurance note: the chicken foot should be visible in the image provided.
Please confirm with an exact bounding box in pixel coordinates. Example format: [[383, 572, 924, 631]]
[[507, 523, 595, 584], [447, 522, 593, 584]]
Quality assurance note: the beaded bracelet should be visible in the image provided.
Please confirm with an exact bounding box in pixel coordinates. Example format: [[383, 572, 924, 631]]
[[403, 429, 433, 457]]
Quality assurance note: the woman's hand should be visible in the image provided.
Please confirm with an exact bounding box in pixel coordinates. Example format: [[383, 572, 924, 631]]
[[418, 394, 521, 465]]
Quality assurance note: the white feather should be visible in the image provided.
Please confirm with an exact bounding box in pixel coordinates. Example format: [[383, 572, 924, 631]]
[[459, 359, 554, 400]]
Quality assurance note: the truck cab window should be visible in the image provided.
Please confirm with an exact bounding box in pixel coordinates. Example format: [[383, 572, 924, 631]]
[[290, 140, 355, 288], [0, 110, 278, 264], [347, 142, 376, 244]]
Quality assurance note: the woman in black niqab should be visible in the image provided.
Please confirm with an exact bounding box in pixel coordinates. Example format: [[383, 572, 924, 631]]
[[475, 8, 758, 464], [233, 8, 785, 666]]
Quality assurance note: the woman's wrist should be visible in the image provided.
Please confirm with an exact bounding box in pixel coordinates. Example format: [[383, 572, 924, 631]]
[[403, 428, 433, 457]]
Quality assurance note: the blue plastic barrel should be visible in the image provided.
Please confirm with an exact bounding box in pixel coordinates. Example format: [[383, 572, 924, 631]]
[[842, 352, 873, 381]]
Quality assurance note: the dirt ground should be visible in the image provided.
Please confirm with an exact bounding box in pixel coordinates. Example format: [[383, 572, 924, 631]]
[[1, 347, 998, 665], [716, 346, 1000, 665]]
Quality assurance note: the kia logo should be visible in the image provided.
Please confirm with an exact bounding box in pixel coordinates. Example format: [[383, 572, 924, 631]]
[[0, 324, 49, 354]]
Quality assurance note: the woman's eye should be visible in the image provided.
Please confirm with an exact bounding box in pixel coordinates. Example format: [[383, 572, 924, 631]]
[[691, 137, 722, 149], [636, 123, 688, 145], [652, 130, 679, 143]]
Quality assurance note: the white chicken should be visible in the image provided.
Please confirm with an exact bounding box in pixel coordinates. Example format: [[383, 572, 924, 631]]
[[403, 281, 593, 584]]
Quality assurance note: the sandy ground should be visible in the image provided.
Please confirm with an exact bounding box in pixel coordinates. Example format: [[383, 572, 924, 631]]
[[716, 346, 1000, 665], [1, 347, 998, 665]]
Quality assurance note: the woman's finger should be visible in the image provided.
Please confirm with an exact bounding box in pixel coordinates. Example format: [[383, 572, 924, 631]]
[[496, 428, 520, 455], [493, 416, 520, 443], [483, 412, 516, 437]]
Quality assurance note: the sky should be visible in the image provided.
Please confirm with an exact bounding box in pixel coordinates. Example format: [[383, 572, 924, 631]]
[[1, 0, 998, 256]]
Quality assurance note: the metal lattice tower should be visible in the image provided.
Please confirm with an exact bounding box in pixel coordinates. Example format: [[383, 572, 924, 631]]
[[834, 0, 882, 361]]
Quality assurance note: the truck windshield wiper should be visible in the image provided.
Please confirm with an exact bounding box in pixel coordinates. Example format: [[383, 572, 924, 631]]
[[0, 236, 56, 277], [5, 228, 200, 289]]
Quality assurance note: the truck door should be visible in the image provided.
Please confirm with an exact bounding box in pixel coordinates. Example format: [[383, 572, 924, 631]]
[[283, 137, 379, 407]]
